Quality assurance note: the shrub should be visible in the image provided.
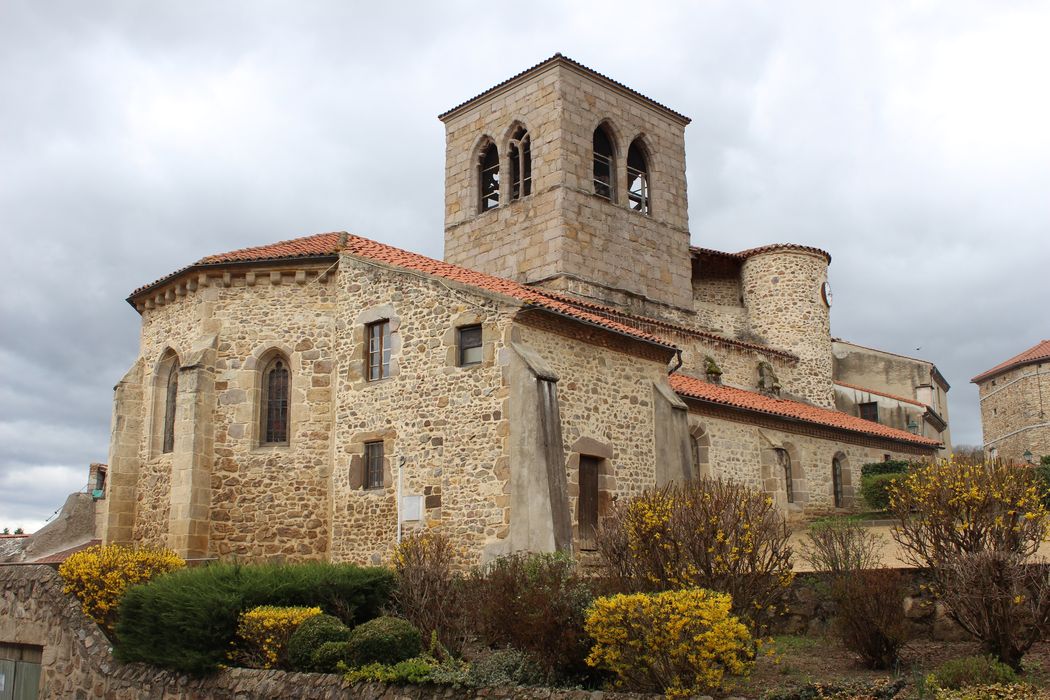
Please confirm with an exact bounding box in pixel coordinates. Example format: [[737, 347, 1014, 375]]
[[341, 654, 470, 685], [469, 551, 593, 681], [761, 678, 907, 700], [860, 473, 901, 511], [933, 655, 1019, 690], [311, 641, 353, 673], [861, 460, 911, 477], [831, 569, 912, 669], [286, 613, 352, 671], [596, 478, 793, 633], [800, 520, 881, 574], [585, 588, 755, 698], [467, 648, 544, 688], [345, 616, 422, 666], [115, 561, 392, 674], [58, 543, 184, 636], [932, 684, 1037, 700], [390, 530, 466, 655], [230, 605, 320, 669], [890, 459, 1050, 669]]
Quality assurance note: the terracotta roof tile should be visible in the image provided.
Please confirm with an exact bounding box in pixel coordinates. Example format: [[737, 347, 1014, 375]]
[[834, 381, 927, 408], [972, 339, 1050, 384], [438, 54, 691, 124], [671, 374, 941, 448], [130, 232, 675, 351], [690, 244, 831, 264]]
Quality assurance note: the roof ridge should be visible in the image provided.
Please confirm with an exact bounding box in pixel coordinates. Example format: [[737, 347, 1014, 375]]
[[971, 338, 1050, 384], [834, 380, 927, 408]]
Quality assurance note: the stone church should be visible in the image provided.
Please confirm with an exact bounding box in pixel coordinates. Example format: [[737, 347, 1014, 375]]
[[90, 55, 947, 566]]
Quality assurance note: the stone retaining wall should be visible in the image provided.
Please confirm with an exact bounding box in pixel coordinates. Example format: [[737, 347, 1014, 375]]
[[0, 565, 658, 700]]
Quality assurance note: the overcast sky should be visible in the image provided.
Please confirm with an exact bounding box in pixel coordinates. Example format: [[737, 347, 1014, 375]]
[[2, 1, 1048, 532]]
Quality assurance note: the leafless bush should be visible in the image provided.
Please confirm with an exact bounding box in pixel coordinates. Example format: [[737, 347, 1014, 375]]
[[390, 530, 466, 656], [801, 521, 882, 575]]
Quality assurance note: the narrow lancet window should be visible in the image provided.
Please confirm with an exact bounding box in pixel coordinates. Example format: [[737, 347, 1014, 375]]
[[509, 127, 531, 200], [777, 448, 794, 504], [592, 125, 615, 201], [478, 142, 500, 212], [627, 139, 650, 214], [832, 457, 844, 508], [262, 357, 290, 444], [162, 362, 179, 454]]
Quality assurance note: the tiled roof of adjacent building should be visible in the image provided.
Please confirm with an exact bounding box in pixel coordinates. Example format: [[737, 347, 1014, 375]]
[[690, 244, 832, 264], [32, 539, 102, 565], [971, 339, 1050, 384], [437, 53, 691, 125], [671, 374, 942, 448], [129, 232, 676, 351], [834, 381, 927, 408]]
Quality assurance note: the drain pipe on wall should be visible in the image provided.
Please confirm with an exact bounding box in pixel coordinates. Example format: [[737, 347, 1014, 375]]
[[396, 456, 406, 544], [668, 349, 683, 375]]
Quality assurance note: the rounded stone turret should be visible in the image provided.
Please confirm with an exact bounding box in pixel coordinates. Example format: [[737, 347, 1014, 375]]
[[740, 246, 833, 408]]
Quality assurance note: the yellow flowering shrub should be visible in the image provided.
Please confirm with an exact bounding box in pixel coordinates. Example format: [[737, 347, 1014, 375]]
[[585, 588, 755, 698], [58, 543, 184, 636], [597, 478, 793, 633], [231, 605, 322, 669]]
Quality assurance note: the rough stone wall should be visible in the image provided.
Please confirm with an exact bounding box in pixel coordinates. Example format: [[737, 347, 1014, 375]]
[[978, 364, 1050, 462], [0, 565, 660, 700], [686, 409, 926, 516], [329, 258, 511, 569], [442, 60, 694, 312], [832, 340, 949, 421], [515, 324, 669, 548], [834, 386, 928, 436], [693, 274, 742, 307], [741, 251, 833, 408]]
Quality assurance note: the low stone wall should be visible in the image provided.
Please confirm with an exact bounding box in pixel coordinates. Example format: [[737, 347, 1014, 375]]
[[777, 568, 968, 641], [0, 564, 657, 700]]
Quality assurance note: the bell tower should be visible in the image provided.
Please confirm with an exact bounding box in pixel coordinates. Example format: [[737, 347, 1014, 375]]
[[440, 54, 694, 315]]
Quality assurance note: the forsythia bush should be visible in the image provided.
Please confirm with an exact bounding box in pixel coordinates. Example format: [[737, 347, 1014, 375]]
[[231, 605, 322, 669], [58, 543, 184, 635], [584, 588, 755, 698]]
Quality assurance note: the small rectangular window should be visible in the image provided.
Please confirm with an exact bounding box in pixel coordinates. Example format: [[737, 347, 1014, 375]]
[[458, 325, 483, 366], [578, 456, 600, 544], [366, 320, 391, 381], [859, 402, 879, 423], [364, 441, 384, 490]]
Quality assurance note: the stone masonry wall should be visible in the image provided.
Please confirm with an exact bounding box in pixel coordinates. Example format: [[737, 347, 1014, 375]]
[[979, 364, 1050, 462], [442, 60, 694, 312], [741, 251, 833, 409], [0, 565, 660, 700]]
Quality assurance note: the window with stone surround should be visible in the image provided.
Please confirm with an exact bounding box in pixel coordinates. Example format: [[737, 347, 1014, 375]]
[[260, 355, 290, 444], [364, 441, 384, 490], [366, 320, 391, 381], [592, 124, 616, 201], [859, 402, 879, 423], [457, 325, 483, 366], [509, 126, 531, 200], [478, 141, 500, 212], [776, 448, 793, 504], [627, 138, 650, 214], [832, 456, 844, 508], [162, 361, 179, 454]]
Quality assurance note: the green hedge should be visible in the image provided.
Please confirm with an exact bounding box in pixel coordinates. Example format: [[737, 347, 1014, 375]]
[[346, 616, 422, 666], [860, 473, 902, 511], [114, 561, 392, 674], [860, 460, 911, 477]]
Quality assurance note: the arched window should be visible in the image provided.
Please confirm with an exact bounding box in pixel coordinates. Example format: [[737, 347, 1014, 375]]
[[592, 125, 615, 201], [478, 141, 500, 212], [776, 448, 794, 503], [261, 356, 290, 444], [626, 139, 650, 214], [162, 362, 179, 454], [509, 127, 531, 200], [832, 456, 844, 508]]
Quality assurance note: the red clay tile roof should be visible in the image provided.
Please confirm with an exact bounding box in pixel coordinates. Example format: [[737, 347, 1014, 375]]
[[834, 381, 926, 408], [130, 232, 675, 351], [438, 53, 691, 125], [33, 539, 101, 565], [690, 244, 832, 264], [671, 374, 941, 448], [972, 339, 1050, 384]]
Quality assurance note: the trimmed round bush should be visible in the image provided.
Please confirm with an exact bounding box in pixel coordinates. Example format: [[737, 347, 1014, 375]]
[[310, 640, 353, 673], [286, 613, 353, 671], [346, 616, 422, 666], [860, 473, 900, 511]]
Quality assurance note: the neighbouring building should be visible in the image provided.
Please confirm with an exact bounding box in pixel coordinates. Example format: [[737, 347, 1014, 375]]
[[832, 339, 952, 454], [45, 55, 951, 568], [973, 339, 1050, 463]]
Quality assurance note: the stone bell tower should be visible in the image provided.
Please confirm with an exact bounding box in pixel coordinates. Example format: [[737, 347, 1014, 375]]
[[440, 54, 694, 315]]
